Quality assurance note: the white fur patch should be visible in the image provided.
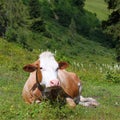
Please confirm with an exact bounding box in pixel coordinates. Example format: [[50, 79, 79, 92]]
[[39, 51, 58, 70], [39, 51, 59, 87]]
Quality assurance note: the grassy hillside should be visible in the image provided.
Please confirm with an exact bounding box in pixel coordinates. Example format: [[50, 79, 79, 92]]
[[0, 38, 120, 120], [84, 0, 110, 21], [0, 1, 120, 120], [19, 19, 115, 64]]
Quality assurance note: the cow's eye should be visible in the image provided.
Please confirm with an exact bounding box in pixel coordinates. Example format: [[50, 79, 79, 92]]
[[40, 67, 46, 71], [40, 67, 43, 69]]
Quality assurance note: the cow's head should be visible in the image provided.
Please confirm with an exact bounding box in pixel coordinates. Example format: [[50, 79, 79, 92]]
[[23, 51, 68, 89]]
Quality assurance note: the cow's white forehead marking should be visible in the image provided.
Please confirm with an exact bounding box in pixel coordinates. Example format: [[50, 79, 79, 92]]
[[39, 51, 59, 88], [40, 51, 54, 58], [39, 51, 58, 69]]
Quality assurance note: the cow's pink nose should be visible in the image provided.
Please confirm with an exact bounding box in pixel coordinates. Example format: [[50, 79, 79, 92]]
[[50, 80, 60, 87]]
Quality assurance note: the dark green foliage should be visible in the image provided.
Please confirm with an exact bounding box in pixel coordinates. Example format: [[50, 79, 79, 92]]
[[0, 0, 100, 41], [5, 26, 33, 51], [22, 0, 29, 5], [4, 0, 27, 27], [28, 0, 41, 18], [105, 0, 119, 9], [103, 0, 120, 60], [49, 0, 85, 27], [72, 0, 85, 8], [55, 9, 72, 27], [105, 71, 120, 83], [5, 27, 17, 42], [106, 11, 119, 25], [75, 10, 100, 36], [0, 0, 118, 60], [43, 31, 52, 38], [40, 0, 53, 19], [0, 1, 7, 36], [28, 0, 47, 33], [53, 0, 73, 27], [30, 19, 45, 33], [0, 0, 28, 46]]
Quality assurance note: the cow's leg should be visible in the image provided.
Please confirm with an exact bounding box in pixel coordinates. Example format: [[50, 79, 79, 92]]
[[75, 82, 99, 107], [73, 82, 82, 104], [66, 97, 76, 108], [75, 82, 82, 103], [30, 88, 42, 104], [79, 96, 99, 107], [22, 88, 35, 104]]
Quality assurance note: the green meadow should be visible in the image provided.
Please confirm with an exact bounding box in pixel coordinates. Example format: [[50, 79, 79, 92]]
[[0, 0, 120, 120], [0, 37, 120, 120]]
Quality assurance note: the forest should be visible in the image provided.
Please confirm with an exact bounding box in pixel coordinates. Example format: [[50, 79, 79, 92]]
[[0, 0, 119, 60], [0, 0, 120, 120]]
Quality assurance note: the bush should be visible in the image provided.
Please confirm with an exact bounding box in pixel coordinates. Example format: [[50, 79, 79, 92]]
[[53, 0, 73, 27], [5, 27, 17, 42], [75, 10, 100, 36], [5, 27, 32, 50], [55, 9, 72, 27], [30, 19, 46, 33], [28, 0, 41, 19], [105, 71, 120, 83]]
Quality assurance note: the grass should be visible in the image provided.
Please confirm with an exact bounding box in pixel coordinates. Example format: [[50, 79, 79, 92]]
[[0, 38, 120, 120], [84, 0, 110, 21]]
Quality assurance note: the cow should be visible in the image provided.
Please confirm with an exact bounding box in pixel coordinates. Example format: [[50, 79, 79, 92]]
[[22, 51, 99, 107]]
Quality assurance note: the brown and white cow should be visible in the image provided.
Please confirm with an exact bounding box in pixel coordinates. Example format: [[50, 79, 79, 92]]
[[22, 51, 99, 107]]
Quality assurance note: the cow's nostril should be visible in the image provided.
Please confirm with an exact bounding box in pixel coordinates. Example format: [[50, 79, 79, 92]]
[[50, 80, 60, 87], [50, 81, 54, 85]]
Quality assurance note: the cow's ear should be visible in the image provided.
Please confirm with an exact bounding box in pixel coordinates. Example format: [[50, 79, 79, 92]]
[[23, 64, 37, 72], [58, 62, 69, 69]]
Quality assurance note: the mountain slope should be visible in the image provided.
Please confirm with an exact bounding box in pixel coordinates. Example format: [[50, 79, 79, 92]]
[[0, 34, 116, 65], [84, 0, 110, 21]]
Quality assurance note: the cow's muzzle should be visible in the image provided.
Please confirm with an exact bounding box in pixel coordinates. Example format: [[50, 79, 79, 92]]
[[50, 79, 60, 87]]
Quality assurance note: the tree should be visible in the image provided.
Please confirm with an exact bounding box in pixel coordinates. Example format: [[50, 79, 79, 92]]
[[103, 0, 120, 61], [104, 0, 119, 9], [28, 0, 45, 33], [104, 0, 120, 26], [4, 0, 27, 28], [28, 0, 41, 19], [0, 0, 29, 45], [0, 1, 7, 36], [0, 0, 27, 37], [72, 0, 85, 9]]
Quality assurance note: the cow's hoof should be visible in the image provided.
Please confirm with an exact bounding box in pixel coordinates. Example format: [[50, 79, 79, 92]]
[[66, 97, 76, 108]]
